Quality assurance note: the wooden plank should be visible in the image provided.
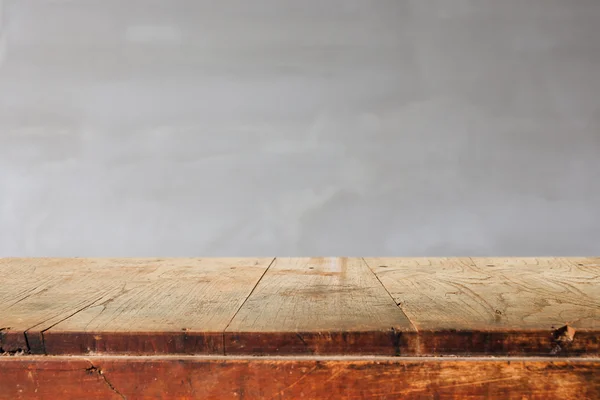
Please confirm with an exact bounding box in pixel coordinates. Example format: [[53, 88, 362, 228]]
[[41, 258, 273, 355], [0, 258, 145, 354], [0, 259, 68, 352], [1, 356, 599, 399], [0, 258, 273, 355], [225, 257, 414, 355], [0, 259, 66, 306], [4, 257, 599, 357], [364, 257, 600, 356]]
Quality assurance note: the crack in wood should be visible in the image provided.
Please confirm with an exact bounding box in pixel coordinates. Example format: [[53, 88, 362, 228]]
[[362, 257, 419, 334], [86, 362, 127, 399]]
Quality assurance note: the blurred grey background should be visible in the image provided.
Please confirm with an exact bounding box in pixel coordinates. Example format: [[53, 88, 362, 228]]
[[0, 0, 599, 256]]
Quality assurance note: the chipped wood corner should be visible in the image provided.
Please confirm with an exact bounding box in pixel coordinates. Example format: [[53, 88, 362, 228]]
[[553, 325, 577, 343]]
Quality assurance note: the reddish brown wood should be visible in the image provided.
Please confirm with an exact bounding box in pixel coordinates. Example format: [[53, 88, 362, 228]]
[[0, 328, 28, 354], [225, 330, 408, 356], [403, 329, 600, 357], [1, 356, 599, 399], [224, 327, 600, 357], [43, 331, 223, 355]]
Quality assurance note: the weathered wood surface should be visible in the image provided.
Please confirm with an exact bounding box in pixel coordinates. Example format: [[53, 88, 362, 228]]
[[0, 259, 149, 353], [1, 258, 273, 354], [1, 356, 599, 400], [364, 257, 600, 356], [225, 257, 414, 355], [1, 257, 599, 356]]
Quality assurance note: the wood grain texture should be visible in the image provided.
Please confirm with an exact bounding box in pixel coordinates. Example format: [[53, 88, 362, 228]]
[[0, 259, 68, 352], [43, 258, 273, 355], [1, 356, 599, 399], [365, 257, 600, 356], [1, 258, 273, 355], [0, 259, 148, 353], [2, 258, 599, 357], [225, 257, 414, 355]]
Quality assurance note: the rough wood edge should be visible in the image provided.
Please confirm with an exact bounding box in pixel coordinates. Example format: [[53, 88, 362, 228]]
[[6, 328, 598, 357]]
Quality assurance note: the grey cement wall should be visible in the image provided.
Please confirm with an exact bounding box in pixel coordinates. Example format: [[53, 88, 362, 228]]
[[0, 0, 599, 256]]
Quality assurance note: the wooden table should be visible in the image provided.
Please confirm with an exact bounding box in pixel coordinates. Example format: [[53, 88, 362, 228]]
[[1, 257, 599, 399]]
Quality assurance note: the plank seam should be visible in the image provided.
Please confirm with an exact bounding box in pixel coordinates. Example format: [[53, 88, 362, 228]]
[[222, 257, 276, 355], [361, 257, 419, 334], [26, 295, 106, 354]]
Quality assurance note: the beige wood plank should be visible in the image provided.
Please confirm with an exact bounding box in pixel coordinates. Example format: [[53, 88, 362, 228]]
[[472, 257, 600, 329], [43, 258, 273, 355], [225, 257, 414, 355], [1, 258, 273, 355], [365, 257, 600, 355], [0, 258, 153, 353], [0, 259, 66, 307]]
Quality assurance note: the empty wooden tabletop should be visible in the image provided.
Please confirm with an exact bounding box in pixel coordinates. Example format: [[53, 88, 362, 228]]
[[225, 258, 413, 355], [1, 257, 599, 356]]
